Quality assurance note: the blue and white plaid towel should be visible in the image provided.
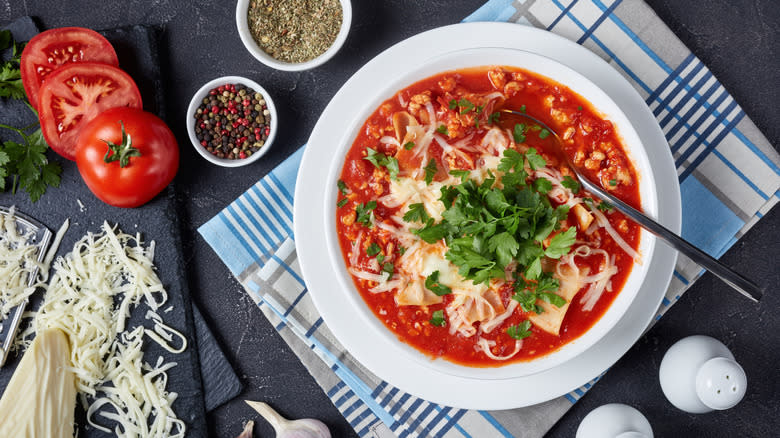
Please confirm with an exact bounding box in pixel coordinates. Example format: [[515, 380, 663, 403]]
[[199, 1, 780, 436]]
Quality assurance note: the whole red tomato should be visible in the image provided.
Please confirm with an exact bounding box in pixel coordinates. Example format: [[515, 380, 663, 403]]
[[75, 108, 179, 208]]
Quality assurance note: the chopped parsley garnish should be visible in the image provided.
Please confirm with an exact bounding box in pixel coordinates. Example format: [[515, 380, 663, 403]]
[[609, 179, 618, 186], [488, 112, 501, 125], [507, 321, 533, 340], [519, 104, 526, 113], [532, 177, 552, 194], [457, 98, 475, 114], [366, 242, 381, 256], [403, 203, 430, 223], [377, 254, 385, 264], [411, 148, 577, 293], [561, 175, 580, 193], [382, 262, 395, 277], [449, 169, 470, 183], [337, 198, 348, 207], [448, 99, 457, 110], [355, 201, 377, 227], [598, 201, 614, 212], [577, 105, 583, 111], [399, 246, 407, 255], [539, 128, 550, 139], [404, 141, 415, 150], [337, 179, 349, 195], [430, 310, 446, 327], [425, 271, 453, 296], [513, 123, 526, 143], [436, 125, 449, 135], [424, 158, 437, 185], [364, 147, 399, 180]]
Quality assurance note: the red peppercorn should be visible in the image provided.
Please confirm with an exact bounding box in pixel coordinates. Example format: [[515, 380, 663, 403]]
[[239, 151, 247, 159], [209, 90, 217, 96], [215, 121, 221, 127], [199, 122, 206, 129], [200, 140, 207, 147], [254, 127, 262, 135], [264, 127, 270, 136], [217, 86, 224, 93], [242, 100, 250, 106], [230, 108, 238, 115], [211, 106, 219, 114]]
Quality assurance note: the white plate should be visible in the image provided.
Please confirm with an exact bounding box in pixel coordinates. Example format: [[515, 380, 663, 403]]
[[295, 22, 680, 410]]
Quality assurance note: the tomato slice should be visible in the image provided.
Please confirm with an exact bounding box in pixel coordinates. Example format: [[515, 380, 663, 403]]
[[21, 27, 118, 110], [38, 63, 142, 161]]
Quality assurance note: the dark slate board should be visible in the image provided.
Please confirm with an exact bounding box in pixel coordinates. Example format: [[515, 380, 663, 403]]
[[0, 18, 238, 435]]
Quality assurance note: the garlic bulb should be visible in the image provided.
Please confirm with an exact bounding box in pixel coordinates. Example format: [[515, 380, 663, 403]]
[[236, 420, 254, 438], [246, 400, 331, 438]]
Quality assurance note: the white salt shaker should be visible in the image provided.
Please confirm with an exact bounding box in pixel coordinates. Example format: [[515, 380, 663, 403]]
[[659, 335, 747, 413], [576, 403, 653, 438]]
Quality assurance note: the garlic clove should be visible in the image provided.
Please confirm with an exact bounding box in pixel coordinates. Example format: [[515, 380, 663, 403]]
[[246, 400, 331, 438], [236, 420, 254, 438]]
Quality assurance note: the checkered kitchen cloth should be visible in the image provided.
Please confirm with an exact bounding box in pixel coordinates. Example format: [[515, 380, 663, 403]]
[[199, 0, 780, 436]]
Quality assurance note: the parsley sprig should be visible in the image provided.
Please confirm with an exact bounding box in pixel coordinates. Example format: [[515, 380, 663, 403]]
[[0, 30, 62, 202], [364, 147, 399, 180], [406, 147, 577, 312]]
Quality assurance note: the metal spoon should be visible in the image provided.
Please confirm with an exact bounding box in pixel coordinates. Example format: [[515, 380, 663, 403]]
[[501, 109, 763, 302]]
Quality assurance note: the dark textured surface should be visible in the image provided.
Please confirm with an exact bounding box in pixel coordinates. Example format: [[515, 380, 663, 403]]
[[1, 1, 777, 437]]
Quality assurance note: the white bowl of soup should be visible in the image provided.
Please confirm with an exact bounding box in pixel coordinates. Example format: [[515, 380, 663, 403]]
[[323, 48, 657, 379]]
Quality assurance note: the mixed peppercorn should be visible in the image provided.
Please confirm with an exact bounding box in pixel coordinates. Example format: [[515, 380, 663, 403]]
[[193, 83, 271, 160]]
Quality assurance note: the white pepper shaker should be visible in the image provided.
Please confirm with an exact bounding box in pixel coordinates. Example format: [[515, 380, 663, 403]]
[[576, 403, 653, 438], [659, 335, 747, 413]]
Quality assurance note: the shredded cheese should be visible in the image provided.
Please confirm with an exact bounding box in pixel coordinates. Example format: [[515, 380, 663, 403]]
[[23, 221, 186, 436]]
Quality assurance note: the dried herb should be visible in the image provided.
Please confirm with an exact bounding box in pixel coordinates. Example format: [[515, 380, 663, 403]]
[[247, 0, 343, 63]]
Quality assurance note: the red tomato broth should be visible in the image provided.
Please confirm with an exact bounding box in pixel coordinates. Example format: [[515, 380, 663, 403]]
[[336, 66, 641, 366]]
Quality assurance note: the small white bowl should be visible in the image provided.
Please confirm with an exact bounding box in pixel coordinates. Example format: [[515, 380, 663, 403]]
[[235, 0, 352, 71], [186, 75, 278, 168]]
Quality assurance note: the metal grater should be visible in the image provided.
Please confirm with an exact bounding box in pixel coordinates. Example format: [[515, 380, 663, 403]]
[[0, 207, 52, 367]]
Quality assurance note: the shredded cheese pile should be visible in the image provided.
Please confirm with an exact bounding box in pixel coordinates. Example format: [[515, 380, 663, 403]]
[[22, 221, 186, 437]]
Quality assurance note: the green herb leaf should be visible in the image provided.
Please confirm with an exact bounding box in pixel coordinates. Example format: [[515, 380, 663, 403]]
[[337, 198, 348, 207], [545, 227, 577, 259], [561, 175, 580, 193], [404, 141, 415, 150], [403, 203, 430, 223], [448, 99, 458, 110], [377, 254, 385, 264], [609, 179, 618, 186], [364, 147, 399, 180], [539, 128, 550, 139], [513, 123, 526, 143], [458, 98, 475, 114], [382, 262, 395, 277], [436, 125, 449, 135], [366, 242, 381, 256], [449, 169, 470, 183], [577, 105, 583, 111], [425, 271, 453, 296], [507, 321, 532, 340], [525, 148, 546, 170], [424, 158, 437, 185], [533, 177, 552, 194], [488, 112, 501, 125], [355, 201, 377, 227], [337, 179, 349, 195], [598, 201, 614, 212], [430, 310, 446, 327], [538, 291, 566, 307]]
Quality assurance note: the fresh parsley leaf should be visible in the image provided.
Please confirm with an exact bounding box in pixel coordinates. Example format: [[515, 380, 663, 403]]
[[487, 232, 519, 268], [458, 98, 475, 114], [609, 178, 618, 186], [366, 242, 381, 256], [430, 310, 446, 327], [449, 99, 458, 110], [577, 105, 583, 111], [424, 158, 437, 185], [507, 321, 532, 340], [513, 123, 526, 143], [545, 227, 577, 259], [403, 203, 430, 223], [539, 128, 550, 139], [436, 125, 449, 135], [498, 148, 523, 173], [561, 175, 580, 193], [382, 262, 394, 277], [488, 112, 501, 125], [533, 177, 552, 194], [519, 105, 526, 113], [425, 271, 453, 296], [337, 179, 349, 195], [538, 291, 566, 308], [363, 147, 399, 180], [404, 141, 415, 150], [525, 148, 546, 170], [355, 201, 377, 227], [337, 198, 348, 207], [377, 254, 385, 264], [413, 220, 450, 243], [598, 201, 614, 212], [449, 169, 470, 183]]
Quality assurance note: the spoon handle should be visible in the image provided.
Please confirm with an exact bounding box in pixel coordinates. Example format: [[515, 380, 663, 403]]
[[578, 178, 763, 302]]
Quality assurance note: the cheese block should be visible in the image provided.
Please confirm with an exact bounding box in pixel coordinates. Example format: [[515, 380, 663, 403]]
[[0, 328, 76, 437]]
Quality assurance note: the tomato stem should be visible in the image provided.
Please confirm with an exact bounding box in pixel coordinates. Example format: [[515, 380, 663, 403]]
[[103, 121, 141, 168]]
